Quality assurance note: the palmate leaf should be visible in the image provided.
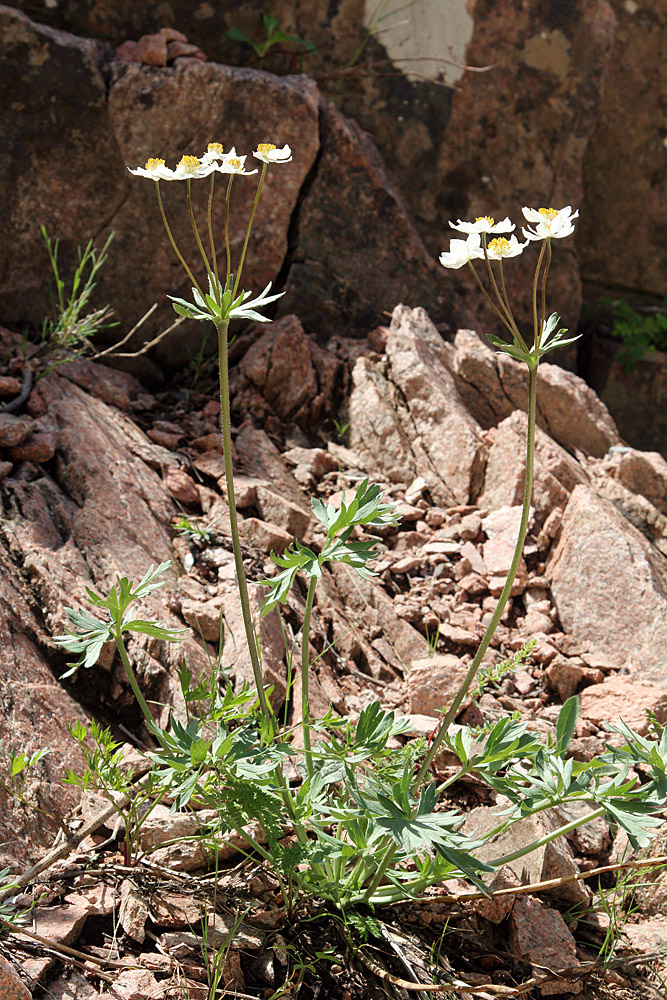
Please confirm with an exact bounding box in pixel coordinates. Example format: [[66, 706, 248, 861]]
[[312, 479, 399, 538], [259, 540, 321, 615]]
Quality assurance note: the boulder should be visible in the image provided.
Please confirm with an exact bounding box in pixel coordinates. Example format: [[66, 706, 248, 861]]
[[548, 485, 667, 681], [348, 306, 485, 505], [480, 409, 589, 518], [579, 0, 667, 299], [280, 101, 451, 335], [446, 330, 621, 457], [234, 315, 344, 428]]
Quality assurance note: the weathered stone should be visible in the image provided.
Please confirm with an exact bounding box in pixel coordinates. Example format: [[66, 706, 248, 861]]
[[0, 955, 31, 1000], [9, 413, 58, 463], [579, 0, 667, 300], [593, 474, 667, 557], [0, 413, 34, 448], [446, 331, 620, 457], [255, 485, 310, 538], [0, 7, 127, 334], [219, 584, 286, 710], [163, 466, 200, 507], [481, 506, 528, 596], [59, 358, 142, 412], [604, 447, 667, 517], [110, 969, 161, 1000], [548, 486, 667, 681], [134, 31, 167, 66], [579, 677, 667, 736], [330, 562, 430, 672], [349, 306, 485, 505], [240, 517, 293, 554], [462, 804, 590, 906], [118, 879, 149, 943], [407, 655, 467, 716], [0, 375, 21, 397], [481, 410, 588, 517], [180, 597, 223, 643], [25, 895, 92, 947], [385, 306, 486, 504], [509, 897, 579, 989], [544, 656, 604, 702], [280, 101, 450, 335], [282, 446, 339, 482]]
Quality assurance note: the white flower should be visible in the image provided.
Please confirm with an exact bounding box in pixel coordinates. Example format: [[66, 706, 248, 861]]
[[485, 235, 528, 260], [173, 154, 217, 180], [229, 282, 285, 321], [201, 142, 227, 165], [253, 143, 292, 165], [449, 215, 515, 235], [214, 149, 258, 176], [128, 157, 177, 181], [439, 233, 484, 270], [522, 205, 578, 241]]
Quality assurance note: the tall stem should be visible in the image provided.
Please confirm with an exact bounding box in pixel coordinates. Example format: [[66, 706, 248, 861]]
[[531, 240, 547, 347], [490, 807, 606, 868], [466, 262, 517, 339], [482, 236, 515, 330], [215, 318, 271, 725], [207, 173, 220, 300], [497, 262, 527, 351], [224, 175, 234, 286], [539, 238, 552, 343], [114, 626, 170, 751], [233, 163, 267, 297], [154, 182, 203, 297], [187, 179, 215, 288], [301, 577, 317, 779], [414, 362, 539, 785]]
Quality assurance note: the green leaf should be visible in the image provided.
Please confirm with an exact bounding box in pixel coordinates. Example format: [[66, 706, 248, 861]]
[[556, 696, 580, 754], [121, 618, 188, 641], [227, 26, 251, 43]]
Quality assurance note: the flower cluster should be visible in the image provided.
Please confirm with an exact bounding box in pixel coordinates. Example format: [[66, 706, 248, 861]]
[[439, 205, 577, 270], [439, 205, 580, 367], [129, 142, 292, 181]]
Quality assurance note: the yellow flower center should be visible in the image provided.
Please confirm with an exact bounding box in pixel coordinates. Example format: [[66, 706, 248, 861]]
[[475, 215, 495, 226], [488, 237, 510, 254], [144, 157, 165, 170], [256, 142, 277, 155], [228, 158, 242, 170], [207, 143, 224, 154], [178, 155, 200, 173], [538, 207, 559, 219]]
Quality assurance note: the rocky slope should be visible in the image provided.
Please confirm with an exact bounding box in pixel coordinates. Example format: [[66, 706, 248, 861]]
[[2, 306, 667, 995]]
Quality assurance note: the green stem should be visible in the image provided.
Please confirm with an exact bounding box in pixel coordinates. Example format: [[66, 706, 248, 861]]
[[490, 807, 606, 868], [215, 318, 271, 725], [207, 173, 221, 301], [466, 262, 517, 340], [497, 261, 527, 352], [233, 163, 267, 298], [482, 235, 516, 331], [531, 240, 547, 347], [224, 174, 234, 287], [154, 181, 203, 297], [414, 362, 539, 785], [187, 179, 215, 288], [361, 843, 398, 903], [114, 626, 170, 751], [301, 576, 317, 779], [539, 237, 552, 345]]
